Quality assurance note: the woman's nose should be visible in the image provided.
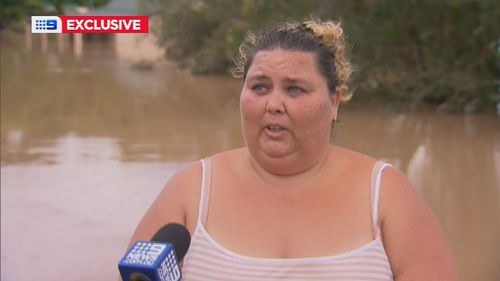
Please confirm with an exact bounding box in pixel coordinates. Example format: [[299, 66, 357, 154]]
[[265, 91, 286, 114]]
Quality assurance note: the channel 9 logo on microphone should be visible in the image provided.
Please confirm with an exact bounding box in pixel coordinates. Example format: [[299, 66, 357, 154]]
[[31, 16, 149, 33]]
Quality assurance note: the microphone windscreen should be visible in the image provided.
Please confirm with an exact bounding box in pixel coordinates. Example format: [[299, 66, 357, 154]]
[[151, 223, 191, 261]]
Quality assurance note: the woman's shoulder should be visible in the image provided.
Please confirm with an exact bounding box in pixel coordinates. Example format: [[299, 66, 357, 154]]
[[166, 160, 203, 196], [207, 147, 248, 172], [210, 147, 247, 160], [153, 151, 243, 234], [126, 160, 203, 244], [330, 145, 379, 171], [329, 145, 413, 196], [171, 148, 246, 198], [167, 148, 245, 189]]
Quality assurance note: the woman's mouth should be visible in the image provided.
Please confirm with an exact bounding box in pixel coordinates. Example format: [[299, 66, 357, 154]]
[[264, 124, 287, 138], [267, 125, 284, 131]]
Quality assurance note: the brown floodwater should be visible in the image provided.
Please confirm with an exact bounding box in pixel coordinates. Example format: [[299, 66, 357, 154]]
[[1, 34, 499, 281]]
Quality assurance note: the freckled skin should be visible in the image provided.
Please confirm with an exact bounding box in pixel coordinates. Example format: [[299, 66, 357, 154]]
[[240, 48, 340, 175]]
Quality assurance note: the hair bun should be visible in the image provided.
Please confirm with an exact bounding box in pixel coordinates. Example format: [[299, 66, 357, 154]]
[[303, 19, 352, 102]]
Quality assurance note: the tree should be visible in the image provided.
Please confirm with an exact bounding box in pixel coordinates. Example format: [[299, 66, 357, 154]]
[[44, 0, 111, 14], [144, 0, 314, 74], [0, 0, 43, 29], [0, 0, 111, 30], [147, 0, 499, 110], [341, 0, 500, 111]]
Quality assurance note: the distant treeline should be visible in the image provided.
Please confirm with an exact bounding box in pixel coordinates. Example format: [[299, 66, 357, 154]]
[[0, 0, 111, 28], [143, 0, 499, 112]]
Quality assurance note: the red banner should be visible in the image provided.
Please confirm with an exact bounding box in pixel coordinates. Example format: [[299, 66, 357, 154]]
[[60, 16, 148, 33]]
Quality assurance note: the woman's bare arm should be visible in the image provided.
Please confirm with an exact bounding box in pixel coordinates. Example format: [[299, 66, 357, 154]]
[[126, 161, 201, 247], [380, 167, 458, 281]]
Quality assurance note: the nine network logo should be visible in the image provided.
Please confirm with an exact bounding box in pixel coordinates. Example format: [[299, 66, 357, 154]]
[[31, 16, 148, 33]]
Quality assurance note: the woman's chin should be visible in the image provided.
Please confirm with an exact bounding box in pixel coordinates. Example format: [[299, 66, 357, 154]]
[[260, 145, 293, 159]]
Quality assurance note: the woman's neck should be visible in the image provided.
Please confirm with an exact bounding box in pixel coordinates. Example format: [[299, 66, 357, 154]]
[[246, 146, 332, 191]]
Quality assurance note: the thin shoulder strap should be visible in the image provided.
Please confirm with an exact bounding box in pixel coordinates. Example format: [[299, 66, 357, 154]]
[[369, 161, 392, 235], [198, 158, 213, 226]]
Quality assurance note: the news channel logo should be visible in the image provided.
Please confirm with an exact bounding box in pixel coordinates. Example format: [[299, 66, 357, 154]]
[[123, 242, 167, 266], [31, 16, 62, 33], [158, 251, 181, 281]]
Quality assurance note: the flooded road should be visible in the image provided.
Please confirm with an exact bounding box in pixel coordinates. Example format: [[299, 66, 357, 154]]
[[1, 34, 499, 281]]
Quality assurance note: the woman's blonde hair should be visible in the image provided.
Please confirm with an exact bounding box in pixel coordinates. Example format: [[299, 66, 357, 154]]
[[233, 18, 353, 102]]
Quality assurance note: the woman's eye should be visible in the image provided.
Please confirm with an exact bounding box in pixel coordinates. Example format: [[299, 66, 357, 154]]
[[252, 84, 269, 94], [288, 86, 304, 94]]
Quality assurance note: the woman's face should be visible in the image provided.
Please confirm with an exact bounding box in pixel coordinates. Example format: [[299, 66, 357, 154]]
[[240, 48, 340, 171]]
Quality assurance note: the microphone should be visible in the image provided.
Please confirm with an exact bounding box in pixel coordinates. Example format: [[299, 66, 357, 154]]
[[119, 223, 191, 281]]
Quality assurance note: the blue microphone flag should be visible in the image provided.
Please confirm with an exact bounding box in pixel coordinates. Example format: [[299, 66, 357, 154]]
[[119, 241, 181, 281]]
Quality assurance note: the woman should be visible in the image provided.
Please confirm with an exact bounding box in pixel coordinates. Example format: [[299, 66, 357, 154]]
[[128, 19, 457, 280]]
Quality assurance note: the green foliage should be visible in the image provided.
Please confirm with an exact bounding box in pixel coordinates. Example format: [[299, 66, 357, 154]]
[[145, 0, 499, 110], [0, 0, 44, 29], [0, 0, 112, 29], [45, 0, 112, 14], [145, 0, 314, 74], [343, 0, 500, 111]]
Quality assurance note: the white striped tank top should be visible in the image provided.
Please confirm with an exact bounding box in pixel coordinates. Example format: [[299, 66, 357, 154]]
[[181, 159, 394, 281]]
